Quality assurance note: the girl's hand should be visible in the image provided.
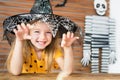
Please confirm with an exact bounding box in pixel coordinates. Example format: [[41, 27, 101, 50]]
[[61, 32, 79, 48], [56, 72, 69, 80], [13, 23, 31, 41]]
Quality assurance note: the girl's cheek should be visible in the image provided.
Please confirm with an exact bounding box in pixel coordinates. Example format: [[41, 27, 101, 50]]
[[30, 34, 38, 39], [47, 34, 52, 39]]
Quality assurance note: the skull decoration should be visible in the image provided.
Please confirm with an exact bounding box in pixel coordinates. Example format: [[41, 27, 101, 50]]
[[94, 0, 107, 16]]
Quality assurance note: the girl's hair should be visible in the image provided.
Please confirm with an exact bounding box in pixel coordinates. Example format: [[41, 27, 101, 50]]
[[6, 20, 60, 73]]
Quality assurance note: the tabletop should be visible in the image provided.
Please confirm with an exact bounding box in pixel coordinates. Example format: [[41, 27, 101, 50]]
[[0, 72, 120, 80]]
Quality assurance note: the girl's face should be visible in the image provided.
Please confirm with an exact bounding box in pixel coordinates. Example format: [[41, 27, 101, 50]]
[[30, 22, 52, 51]]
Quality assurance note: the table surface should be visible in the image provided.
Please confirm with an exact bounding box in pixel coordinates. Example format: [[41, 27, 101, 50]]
[[0, 72, 120, 80]]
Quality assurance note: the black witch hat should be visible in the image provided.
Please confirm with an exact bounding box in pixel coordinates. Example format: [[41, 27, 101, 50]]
[[3, 0, 81, 45]]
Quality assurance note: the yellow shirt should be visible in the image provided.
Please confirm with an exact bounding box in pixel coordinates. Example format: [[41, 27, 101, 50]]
[[22, 48, 63, 73]]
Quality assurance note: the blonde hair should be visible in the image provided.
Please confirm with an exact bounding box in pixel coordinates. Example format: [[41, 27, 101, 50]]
[[6, 20, 60, 73]]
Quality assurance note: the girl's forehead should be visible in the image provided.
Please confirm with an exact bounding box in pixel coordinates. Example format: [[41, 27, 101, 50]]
[[30, 22, 52, 31], [31, 22, 45, 27]]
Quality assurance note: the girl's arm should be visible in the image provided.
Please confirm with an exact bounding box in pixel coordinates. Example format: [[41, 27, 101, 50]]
[[9, 23, 31, 75], [62, 46, 73, 75], [10, 39, 24, 75], [56, 32, 79, 80]]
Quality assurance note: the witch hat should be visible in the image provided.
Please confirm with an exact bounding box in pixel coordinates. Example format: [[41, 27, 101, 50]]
[[3, 0, 81, 45]]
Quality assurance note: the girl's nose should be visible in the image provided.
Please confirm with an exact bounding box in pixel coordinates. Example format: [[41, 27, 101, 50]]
[[38, 33, 46, 40]]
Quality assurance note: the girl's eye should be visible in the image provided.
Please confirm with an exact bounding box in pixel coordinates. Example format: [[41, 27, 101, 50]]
[[34, 31, 40, 33], [46, 32, 52, 35]]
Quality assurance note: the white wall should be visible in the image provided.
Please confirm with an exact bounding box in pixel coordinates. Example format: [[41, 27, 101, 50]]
[[109, 0, 120, 73]]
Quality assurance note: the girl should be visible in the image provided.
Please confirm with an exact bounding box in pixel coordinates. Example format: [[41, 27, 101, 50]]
[[6, 20, 79, 80]]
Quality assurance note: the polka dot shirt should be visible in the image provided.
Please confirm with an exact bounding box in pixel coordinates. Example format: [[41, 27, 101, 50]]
[[22, 48, 63, 73]]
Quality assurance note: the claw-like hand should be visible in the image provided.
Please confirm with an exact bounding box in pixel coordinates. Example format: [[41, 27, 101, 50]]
[[81, 50, 91, 66], [61, 32, 79, 48], [109, 51, 116, 64], [13, 23, 31, 41]]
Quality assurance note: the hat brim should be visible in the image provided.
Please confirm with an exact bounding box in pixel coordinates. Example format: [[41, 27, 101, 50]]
[[3, 13, 78, 45]]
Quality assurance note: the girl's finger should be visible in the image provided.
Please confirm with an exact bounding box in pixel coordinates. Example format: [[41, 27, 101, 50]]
[[13, 29, 17, 34], [71, 37, 79, 44], [27, 24, 33, 29], [17, 24, 22, 31], [67, 31, 71, 38], [62, 33, 67, 40], [70, 32, 74, 38], [21, 23, 29, 32], [21, 23, 26, 29], [75, 37, 79, 39]]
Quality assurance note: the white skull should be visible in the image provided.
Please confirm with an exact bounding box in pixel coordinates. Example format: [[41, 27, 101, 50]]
[[94, 0, 107, 16]]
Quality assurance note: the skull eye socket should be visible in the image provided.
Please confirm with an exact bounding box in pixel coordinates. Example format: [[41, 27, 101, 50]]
[[102, 4, 105, 9], [96, 4, 100, 8]]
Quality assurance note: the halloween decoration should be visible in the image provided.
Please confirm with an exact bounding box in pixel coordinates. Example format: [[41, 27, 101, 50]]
[[3, 0, 81, 45], [81, 0, 116, 73], [55, 0, 67, 7], [94, 0, 107, 16]]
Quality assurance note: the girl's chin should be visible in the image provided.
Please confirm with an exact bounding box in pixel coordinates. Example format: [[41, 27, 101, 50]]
[[33, 44, 49, 50], [38, 44, 49, 49], [35, 46, 46, 50]]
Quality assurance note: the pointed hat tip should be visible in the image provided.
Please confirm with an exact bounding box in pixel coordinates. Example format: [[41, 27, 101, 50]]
[[30, 0, 53, 14]]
